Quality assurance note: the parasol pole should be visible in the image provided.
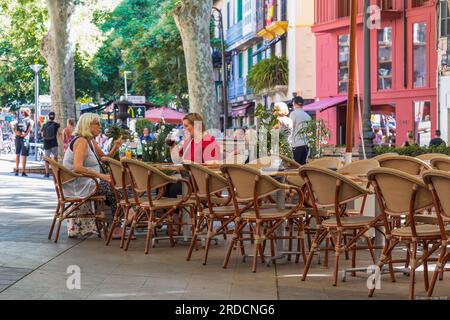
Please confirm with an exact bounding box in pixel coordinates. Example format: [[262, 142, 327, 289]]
[[345, 0, 358, 164]]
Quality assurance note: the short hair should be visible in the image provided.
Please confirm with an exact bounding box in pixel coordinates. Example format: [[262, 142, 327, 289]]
[[67, 118, 75, 126], [21, 108, 31, 117], [48, 112, 55, 120], [436, 130, 441, 136], [183, 113, 205, 132], [74, 113, 100, 139], [273, 102, 290, 116], [293, 96, 304, 106]]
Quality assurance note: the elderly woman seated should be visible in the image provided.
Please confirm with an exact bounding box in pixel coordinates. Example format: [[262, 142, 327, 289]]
[[63, 113, 124, 238]]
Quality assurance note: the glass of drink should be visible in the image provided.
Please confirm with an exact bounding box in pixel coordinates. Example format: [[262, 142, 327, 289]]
[[125, 150, 132, 159]]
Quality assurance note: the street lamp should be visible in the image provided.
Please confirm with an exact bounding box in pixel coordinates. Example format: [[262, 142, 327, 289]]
[[30, 64, 43, 161], [123, 71, 132, 101], [211, 7, 229, 130]]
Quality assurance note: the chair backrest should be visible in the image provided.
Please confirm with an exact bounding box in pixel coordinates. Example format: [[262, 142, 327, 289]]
[[430, 157, 450, 171], [44, 156, 81, 201], [416, 153, 448, 161], [423, 170, 450, 221], [299, 165, 368, 208], [279, 154, 301, 169], [220, 164, 284, 202], [338, 159, 380, 175], [377, 155, 431, 175], [102, 156, 131, 190], [367, 167, 432, 216], [121, 159, 175, 194], [308, 157, 342, 170], [185, 163, 228, 197], [372, 152, 398, 161]]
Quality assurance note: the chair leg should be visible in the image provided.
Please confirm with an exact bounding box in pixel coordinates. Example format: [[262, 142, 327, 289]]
[[144, 219, 153, 255], [106, 206, 122, 246], [288, 220, 293, 261], [332, 231, 342, 286], [203, 219, 214, 265], [324, 235, 330, 268], [168, 213, 175, 248], [428, 246, 447, 297], [366, 235, 376, 264], [48, 203, 60, 240], [54, 214, 64, 243], [343, 233, 350, 260], [351, 230, 357, 277], [408, 242, 418, 300], [124, 220, 137, 252], [369, 239, 397, 297], [302, 228, 327, 281], [423, 240, 429, 292], [223, 220, 243, 269], [120, 206, 131, 249], [252, 222, 261, 273], [187, 215, 203, 261]]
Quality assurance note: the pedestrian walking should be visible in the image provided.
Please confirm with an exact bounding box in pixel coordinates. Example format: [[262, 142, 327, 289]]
[[62, 118, 75, 152], [290, 96, 312, 165], [10, 108, 34, 176], [41, 112, 61, 178]]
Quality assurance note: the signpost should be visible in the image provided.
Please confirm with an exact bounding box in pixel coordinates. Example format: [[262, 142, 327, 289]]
[[127, 106, 145, 119]]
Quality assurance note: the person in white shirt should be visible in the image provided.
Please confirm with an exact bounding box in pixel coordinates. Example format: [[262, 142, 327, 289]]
[[290, 96, 312, 165]]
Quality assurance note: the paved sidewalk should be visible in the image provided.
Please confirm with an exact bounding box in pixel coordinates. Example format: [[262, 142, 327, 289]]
[[0, 160, 448, 300]]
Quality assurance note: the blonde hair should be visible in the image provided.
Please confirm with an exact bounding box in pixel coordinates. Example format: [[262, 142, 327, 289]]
[[21, 108, 31, 117], [183, 113, 205, 132], [74, 113, 100, 139], [273, 102, 289, 116]]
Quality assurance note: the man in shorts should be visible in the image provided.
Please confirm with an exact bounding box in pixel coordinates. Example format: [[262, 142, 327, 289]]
[[10, 108, 34, 176], [41, 111, 61, 178]]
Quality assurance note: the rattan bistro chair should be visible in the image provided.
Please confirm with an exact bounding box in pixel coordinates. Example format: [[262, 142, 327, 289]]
[[372, 153, 399, 161], [102, 157, 136, 248], [431, 157, 450, 171], [221, 164, 304, 273], [299, 166, 378, 286], [416, 153, 448, 162], [367, 168, 441, 300], [423, 170, 450, 298], [121, 159, 196, 254], [185, 163, 250, 265], [377, 155, 431, 175], [44, 156, 107, 243], [308, 157, 343, 170]]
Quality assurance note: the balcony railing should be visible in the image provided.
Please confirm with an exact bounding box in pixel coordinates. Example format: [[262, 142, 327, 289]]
[[226, 21, 243, 46]]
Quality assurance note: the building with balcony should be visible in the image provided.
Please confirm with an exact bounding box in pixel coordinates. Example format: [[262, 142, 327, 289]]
[[311, 0, 438, 148]]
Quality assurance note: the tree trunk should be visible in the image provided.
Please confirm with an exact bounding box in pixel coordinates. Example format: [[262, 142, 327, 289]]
[[41, 0, 76, 158], [173, 0, 220, 130]]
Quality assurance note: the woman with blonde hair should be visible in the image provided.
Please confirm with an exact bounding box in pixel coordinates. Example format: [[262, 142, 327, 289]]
[[273, 102, 293, 145], [63, 113, 123, 237]]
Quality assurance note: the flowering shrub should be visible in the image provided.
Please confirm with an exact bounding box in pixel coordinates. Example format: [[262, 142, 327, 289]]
[[141, 122, 176, 163]]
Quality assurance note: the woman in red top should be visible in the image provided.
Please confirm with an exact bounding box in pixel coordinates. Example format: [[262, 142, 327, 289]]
[[169, 113, 221, 164]]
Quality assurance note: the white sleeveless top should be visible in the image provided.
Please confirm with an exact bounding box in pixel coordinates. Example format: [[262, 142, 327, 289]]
[[62, 137, 100, 199]]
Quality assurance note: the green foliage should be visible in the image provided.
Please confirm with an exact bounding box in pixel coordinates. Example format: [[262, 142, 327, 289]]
[[247, 56, 288, 94], [254, 103, 291, 158], [105, 124, 132, 142], [141, 122, 175, 163], [296, 120, 331, 159], [374, 144, 450, 157]]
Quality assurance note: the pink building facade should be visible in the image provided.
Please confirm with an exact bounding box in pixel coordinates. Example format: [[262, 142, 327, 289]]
[[312, 0, 437, 147]]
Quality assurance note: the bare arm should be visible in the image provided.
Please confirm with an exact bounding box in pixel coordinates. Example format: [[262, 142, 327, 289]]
[[72, 138, 110, 182]]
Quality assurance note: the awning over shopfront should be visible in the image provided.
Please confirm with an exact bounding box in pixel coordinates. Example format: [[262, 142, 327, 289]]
[[230, 102, 253, 117], [303, 96, 348, 112]]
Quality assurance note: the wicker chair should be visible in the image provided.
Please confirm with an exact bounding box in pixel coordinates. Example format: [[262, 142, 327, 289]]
[[416, 153, 448, 162], [299, 166, 378, 286], [431, 157, 450, 171], [422, 170, 450, 298], [372, 153, 399, 161], [44, 156, 107, 243], [221, 164, 304, 272], [308, 157, 343, 170], [185, 163, 250, 265], [367, 168, 441, 300], [377, 155, 431, 175], [102, 157, 137, 248], [121, 159, 196, 254]]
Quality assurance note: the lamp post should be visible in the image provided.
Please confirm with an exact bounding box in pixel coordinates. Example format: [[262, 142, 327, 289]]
[[124, 71, 132, 101], [212, 7, 229, 130], [30, 64, 43, 161]]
